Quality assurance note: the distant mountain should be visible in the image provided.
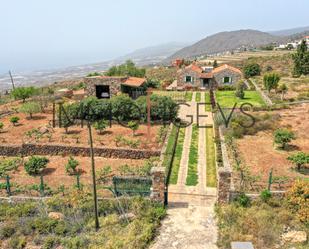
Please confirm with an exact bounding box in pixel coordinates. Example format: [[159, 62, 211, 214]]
[[269, 26, 309, 36], [166, 30, 284, 62], [116, 42, 190, 65]]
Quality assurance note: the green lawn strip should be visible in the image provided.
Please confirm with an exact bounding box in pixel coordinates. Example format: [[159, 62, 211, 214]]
[[154, 91, 185, 102], [215, 90, 265, 108], [206, 127, 217, 187], [205, 92, 211, 111], [162, 125, 178, 172], [169, 127, 186, 184], [186, 124, 199, 186], [185, 91, 193, 102], [195, 92, 201, 102]]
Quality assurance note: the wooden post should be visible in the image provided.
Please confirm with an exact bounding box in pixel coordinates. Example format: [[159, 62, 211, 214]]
[[87, 122, 100, 231], [146, 88, 153, 144], [9, 70, 15, 90], [6, 175, 11, 196]]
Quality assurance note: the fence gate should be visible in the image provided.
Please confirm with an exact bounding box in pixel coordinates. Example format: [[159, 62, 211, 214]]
[[112, 176, 152, 197]]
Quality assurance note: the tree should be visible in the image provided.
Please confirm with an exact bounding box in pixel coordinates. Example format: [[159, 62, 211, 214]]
[[287, 152, 309, 171], [235, 80, 246, 99], [274, 129, 295, 149], [243, 63, 261, 78], [24, 156, 49, 175], [65, 156, 79, 175], [0, 122, 3, 132], [292, 40, 309, 77], [128, 121, 139, 136], [213, 60, 218, 68], [93, 120, 108, 135], [19, 102, 42, 119], [10, 116, 20, 126], [11, 87, 38, 102], [286, 44, 294, 50], [263, 73, 280, 93], [278, 83, 288, 100], [105, 60, 146, 77]]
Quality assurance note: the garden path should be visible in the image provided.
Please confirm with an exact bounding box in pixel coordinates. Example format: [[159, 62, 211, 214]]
[[151, 92, 218, 249]]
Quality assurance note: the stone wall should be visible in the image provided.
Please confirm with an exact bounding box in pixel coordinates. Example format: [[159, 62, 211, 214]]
[[84, 76, 126, 97], [150, 167, 166, 204], [177, 68, 202, 88], [0, 144, 160, 159], [213, 68, 242, 87]]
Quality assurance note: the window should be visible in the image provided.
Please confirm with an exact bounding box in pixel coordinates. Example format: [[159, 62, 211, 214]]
[[185, 76, 193, 83], [223, 76, 231, 84]]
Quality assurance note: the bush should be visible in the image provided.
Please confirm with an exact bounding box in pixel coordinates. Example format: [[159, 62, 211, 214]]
[[0, 122, 3, 132], [93, 119, 108, 134], [287, 152, 309, 171], [263, 72, 280, 93], [65, 156, 79, 175], [273, 128, 295, 149], [235, 80, 246, 99], [10, 116, 20, 126], [19, 102, 42, 119], [260, 189, 272, 202], [43, 236, 61, 249], [217, 85, 236, 91], [8, 236, 27, 249], [24, 156, 49, 175], [128, 120, 139, 136], [235, 193, 251, 207], [243, 63, 261, 78], [0, 224, 15, 239]]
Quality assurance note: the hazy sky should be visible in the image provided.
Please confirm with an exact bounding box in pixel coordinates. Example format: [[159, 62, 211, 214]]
[[1, 0, 309, 74]]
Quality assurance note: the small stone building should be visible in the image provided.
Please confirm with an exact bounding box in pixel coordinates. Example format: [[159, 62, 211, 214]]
[[175, 63, 242, 90], [84, 76, 147, 99]]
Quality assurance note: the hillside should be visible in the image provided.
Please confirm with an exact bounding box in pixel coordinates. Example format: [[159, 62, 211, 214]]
[[269, 26, 309, 36], [116, 42, 189, 65], [166, 30, 284, 61]]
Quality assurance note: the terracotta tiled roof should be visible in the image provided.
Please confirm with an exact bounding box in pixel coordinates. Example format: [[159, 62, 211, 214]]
[[122, 77, 146, 87], [200, 72, 213, 79], [212, 64, 242, 75], [186, 64, 203, 73]]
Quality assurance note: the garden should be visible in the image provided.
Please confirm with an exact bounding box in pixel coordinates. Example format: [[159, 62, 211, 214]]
[[0, 190, 166, 249]]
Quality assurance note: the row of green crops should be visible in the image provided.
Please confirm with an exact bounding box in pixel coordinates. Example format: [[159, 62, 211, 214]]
[[186, 124, 199, 186]]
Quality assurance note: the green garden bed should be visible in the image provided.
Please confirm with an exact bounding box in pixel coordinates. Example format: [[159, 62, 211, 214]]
[[169, 128, 185, 184], [185, 91, 193, 102], [195, 92, 201, 102], [206, 127, 216, 187], [205, 92, 211, 111], [186, 124, 198, 186], [215, 91, 265, 108]]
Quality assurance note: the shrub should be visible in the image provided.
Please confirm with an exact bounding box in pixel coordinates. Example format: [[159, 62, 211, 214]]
[[260, 189, 272, 202], [24, 156, 49, 175], [8, 236, 27, 249], [19, 102, 42, 119], [10, 116, 20, 126], [128, 120, 139, 136], [235, 193, 251, 207], [65, 156, 79, 175], [263, 72, 280, 93], [93, 119, 108, 134], [235, 80, 246, 99], [286, 180, 309, 223], [0, 224, 15, 239], [97, 165, 112, 184], [43, 236, 61, 249], [273, 128, 295, 149], [287, 152, 309, 171], [0, 122, 3, 132], [11, 86, 38, 102], [243, 63, 261, 78], [217, 85, 236, 91]]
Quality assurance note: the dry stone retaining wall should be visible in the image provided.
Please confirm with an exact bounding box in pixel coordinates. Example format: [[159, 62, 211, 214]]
[[0, 144, 160, 159]]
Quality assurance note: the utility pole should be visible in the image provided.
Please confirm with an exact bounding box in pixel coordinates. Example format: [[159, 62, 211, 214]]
[[146, 88, 153, 144], [87, 121, 100, 231], [8, 70, 15, 90]]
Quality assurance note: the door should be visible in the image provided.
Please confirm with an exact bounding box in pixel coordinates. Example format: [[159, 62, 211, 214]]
[[95, 85, 110, 99]]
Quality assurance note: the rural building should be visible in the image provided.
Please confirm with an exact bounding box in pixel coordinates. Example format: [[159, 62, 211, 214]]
[[173, 63, 242, 90], [84, 76, 147, 99]]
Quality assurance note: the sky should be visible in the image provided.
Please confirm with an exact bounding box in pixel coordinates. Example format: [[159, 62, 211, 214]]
[[1, 0, 309, 74]]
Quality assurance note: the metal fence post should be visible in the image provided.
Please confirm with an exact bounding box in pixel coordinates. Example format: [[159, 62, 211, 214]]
[[267, 168, 273, 191], [40, 175, 44, 197], [6, 175, 11, 196]]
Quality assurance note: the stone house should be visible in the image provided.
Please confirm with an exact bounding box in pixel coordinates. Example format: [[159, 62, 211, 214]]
[[84, 76, 147, 99], [175, 63, 242, 90]]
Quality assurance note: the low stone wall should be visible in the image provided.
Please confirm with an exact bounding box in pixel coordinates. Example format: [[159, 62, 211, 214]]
[[216, 126, 234, 204], [0, 144, 160, 159]]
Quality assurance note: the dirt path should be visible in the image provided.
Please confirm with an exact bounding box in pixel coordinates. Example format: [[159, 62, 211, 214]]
[[151, 92, 218, 249]]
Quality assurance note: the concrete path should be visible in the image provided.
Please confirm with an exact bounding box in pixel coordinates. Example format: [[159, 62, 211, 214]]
[[151, 92, 218, 249]]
